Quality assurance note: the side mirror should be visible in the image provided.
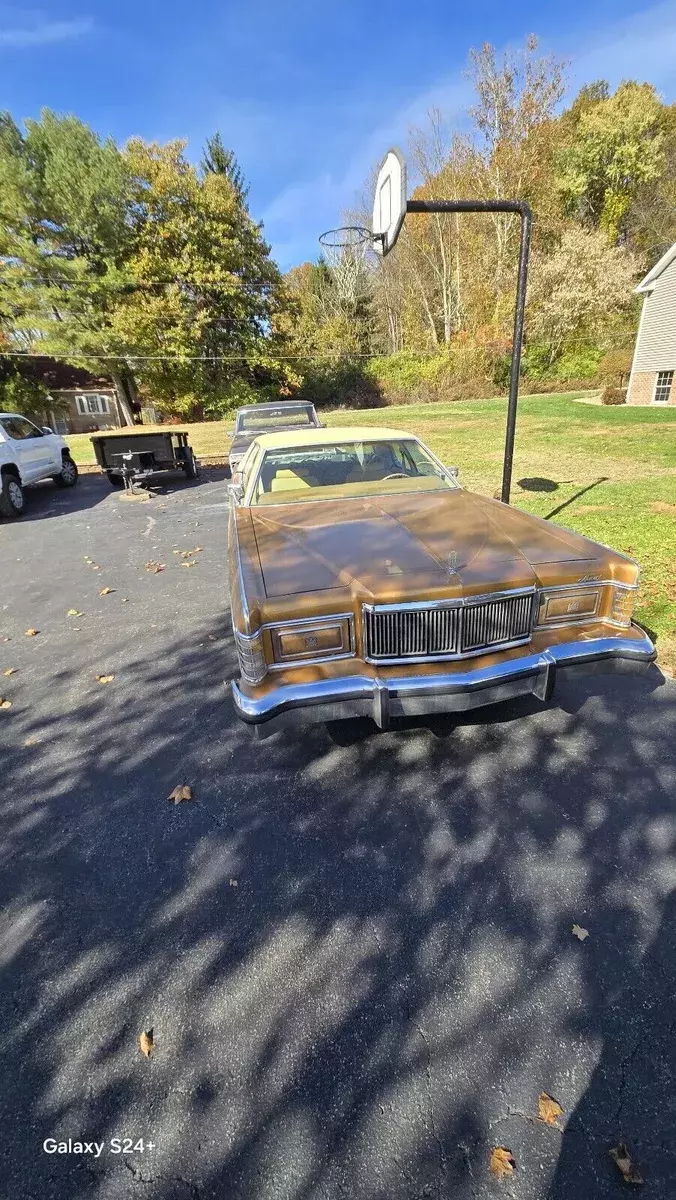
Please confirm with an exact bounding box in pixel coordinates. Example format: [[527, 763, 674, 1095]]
[[228, 481, 244, 504], [42, 426, 54, 435]]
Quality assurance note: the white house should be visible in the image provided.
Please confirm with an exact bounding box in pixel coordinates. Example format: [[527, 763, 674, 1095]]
[[627, 242, 676, 406]]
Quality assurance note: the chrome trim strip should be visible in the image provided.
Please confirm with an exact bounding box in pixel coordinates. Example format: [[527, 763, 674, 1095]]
[[269, 651, 356, 672], [231, 629, 657, 726], [364, 585, 536, 614], [261, 612, 355, 634], [537, 580, 638, 594], [363, 635, 533, 667], [229, 507, 250, 626]]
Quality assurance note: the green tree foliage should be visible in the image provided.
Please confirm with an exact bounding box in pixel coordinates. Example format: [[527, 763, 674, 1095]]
[[279, 256, 379, 407], [201, 132, 249, 206], [557, 81, 666, 243], [110, 139, 289, 416], [0, 113, 288, 417]]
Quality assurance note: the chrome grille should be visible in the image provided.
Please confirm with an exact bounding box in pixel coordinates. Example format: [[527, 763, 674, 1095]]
[[363, 591, 535, 662]]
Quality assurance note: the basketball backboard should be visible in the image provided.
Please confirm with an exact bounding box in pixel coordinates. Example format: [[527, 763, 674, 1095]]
[[372, 147, 407, 256]]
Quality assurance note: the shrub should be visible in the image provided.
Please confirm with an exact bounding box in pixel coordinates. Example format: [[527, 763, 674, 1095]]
[[598, 349, 633, 387], [553, 346, 604, 381], [601, 386, 627, 405]]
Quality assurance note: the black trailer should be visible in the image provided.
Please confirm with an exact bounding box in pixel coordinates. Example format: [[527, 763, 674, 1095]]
[[91, 429, 200, 490]]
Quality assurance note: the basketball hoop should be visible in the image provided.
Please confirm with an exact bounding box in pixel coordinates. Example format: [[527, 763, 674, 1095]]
[[319, 225, 376, 249], [317, 226, 378, 304]]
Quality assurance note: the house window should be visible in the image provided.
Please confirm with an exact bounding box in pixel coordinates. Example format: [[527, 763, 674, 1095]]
[[654, 371, 674, 404], [76, 394, 110, 416]]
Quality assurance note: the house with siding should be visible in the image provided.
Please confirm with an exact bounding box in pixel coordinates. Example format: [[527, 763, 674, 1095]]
[[627, 243, 676, 406]]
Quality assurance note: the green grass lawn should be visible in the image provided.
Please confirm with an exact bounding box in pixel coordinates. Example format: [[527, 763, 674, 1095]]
[[66, 391, 676, 670]]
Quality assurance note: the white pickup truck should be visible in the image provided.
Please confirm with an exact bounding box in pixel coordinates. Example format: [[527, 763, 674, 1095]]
[[0, 413, 78, 518]]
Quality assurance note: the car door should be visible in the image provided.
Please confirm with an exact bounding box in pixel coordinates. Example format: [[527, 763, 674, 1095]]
[[0, 417, 53, 482]]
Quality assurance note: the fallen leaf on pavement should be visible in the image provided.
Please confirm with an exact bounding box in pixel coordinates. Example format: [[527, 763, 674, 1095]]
[[139, 1029, 154, 1058], [0, 698, 12, 710], [121, 598, 129, 603], [490, 1147, 516, 1177], [84, 556, 93, 563], [99, 587, 114, 596], [25, 628, 39, 637], [144, 561, 165, 573], [3, 667, 18, 676], [609, 1144, 643, 1185], [168, 784, 193, 804], [572, 924, 589, 941], [229, 878, 238, 888], [92, 565, 101, 571], [180, 561, 197, 568], [23, 736, 37, 746], [538, 1093, 563, 1126], [96, 673, 115, 684], [67, 608, 84, 617]]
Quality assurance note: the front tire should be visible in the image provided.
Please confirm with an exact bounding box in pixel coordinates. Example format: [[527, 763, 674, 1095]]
[[0, 472, 25, 518], [53, 455, 78, 488]]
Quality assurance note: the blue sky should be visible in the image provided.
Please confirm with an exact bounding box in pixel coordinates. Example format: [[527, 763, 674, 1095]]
[[1, 0, 676, 270]]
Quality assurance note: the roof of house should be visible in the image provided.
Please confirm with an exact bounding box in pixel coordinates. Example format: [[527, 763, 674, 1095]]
[[252, 427, 420, 450], [0, 355, 113, 390], [636, 242, 676, 294]]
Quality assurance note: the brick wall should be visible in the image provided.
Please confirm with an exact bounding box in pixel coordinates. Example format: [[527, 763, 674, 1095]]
[[627, 369, 676, 406], [627, 371, 656, 405]]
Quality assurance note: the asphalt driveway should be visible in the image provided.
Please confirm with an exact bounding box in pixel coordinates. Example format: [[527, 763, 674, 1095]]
[[2, 473, 676, 1200]]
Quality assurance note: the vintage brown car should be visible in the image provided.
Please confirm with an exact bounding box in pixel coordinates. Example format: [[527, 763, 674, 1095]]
[[228, 426, 656, 733]]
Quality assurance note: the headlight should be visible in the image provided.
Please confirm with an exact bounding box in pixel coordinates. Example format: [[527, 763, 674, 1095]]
[[538, 588, 601, 626], [234, 629, 267, 684], [537, 583, 637, 629], [270, 616, 354, 665]]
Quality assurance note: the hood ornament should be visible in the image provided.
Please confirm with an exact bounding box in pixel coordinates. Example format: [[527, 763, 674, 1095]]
[[448, 551, 459, 573]]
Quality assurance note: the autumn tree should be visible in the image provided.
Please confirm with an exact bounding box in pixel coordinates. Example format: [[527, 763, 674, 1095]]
[[111, 139, 289, 416], [557, 81, 666, 243], [527, 225, 638, 362], [0, 109, 138, 418]]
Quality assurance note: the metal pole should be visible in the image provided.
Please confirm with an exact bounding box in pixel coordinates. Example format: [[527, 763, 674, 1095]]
[[405, 198, 532, 504]]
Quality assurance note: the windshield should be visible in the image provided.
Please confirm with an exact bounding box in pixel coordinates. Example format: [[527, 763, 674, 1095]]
[[235, 405, 317, 434], [250, 439, 456, 505]]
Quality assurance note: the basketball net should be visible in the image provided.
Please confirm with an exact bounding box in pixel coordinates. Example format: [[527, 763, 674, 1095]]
[[318, 227, 371, 306]]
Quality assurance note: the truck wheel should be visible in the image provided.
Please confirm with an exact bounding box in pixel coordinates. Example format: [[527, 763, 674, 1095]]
[[106, 471, 124, 488], [183, 449, 199, 480], [0, 472, 24, 518], [53, 455, 78, 488]]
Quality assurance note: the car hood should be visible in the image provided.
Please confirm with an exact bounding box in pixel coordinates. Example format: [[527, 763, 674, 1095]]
[[249, 489, 606, 598]]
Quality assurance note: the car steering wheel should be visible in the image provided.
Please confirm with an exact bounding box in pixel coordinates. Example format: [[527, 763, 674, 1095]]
[[382, 472, 409, 480]]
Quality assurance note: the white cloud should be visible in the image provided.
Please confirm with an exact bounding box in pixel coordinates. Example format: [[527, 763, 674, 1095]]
[[568, 0, 676, 96], [0, 16, 93, 48]]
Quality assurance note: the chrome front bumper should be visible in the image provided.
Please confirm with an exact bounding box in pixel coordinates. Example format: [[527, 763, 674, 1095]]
[[231, 630, 657, 734]]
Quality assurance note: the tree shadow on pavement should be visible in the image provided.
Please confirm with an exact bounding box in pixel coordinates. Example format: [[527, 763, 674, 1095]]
[[1, 616, 675, 1200]]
